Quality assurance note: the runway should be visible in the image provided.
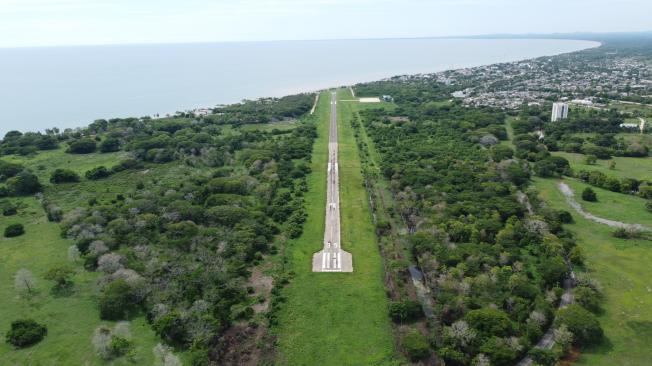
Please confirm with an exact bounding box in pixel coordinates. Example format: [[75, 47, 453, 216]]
[[312, 92, 353, 273]]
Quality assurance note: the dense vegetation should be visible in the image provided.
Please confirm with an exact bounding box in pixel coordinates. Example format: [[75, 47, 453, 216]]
[[353, 78, 604, 364], [1, 94, 316, 364]]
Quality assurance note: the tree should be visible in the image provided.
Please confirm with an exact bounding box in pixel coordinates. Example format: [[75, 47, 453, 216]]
[[581, 187, 597, 202], [479, 337, 518, 366], [584, 154, 597, 165], [402, 330, 430, 361], [389, 300, 424, 323], [99, 138, 121, 153], [14, 269, 36, 296], [465, 308, 512, 338], [5, 319, 47, 348], [553, 324, 574, 353], [99, 279, 137, 320], [50, 169, 80, 184], [67, 139, 97, 154], [528, 348, 557, 366], [554, 304, 603, 346], [44, 266, 74, 291], [4, 223, 25, 237], [5, 171, 41, 195], [85, 166, 111, 180]]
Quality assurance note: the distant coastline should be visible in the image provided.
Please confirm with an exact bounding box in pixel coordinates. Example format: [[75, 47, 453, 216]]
[[0, 38, 598, 136]]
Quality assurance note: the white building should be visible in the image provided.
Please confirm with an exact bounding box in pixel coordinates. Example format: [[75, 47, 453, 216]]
[[551, 102, 569, 122]]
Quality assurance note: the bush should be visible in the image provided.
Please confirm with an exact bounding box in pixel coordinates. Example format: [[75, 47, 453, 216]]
[[0, 160, 23, 181], [5, 319, 47, 348], [402, 330, 430, 361], [465, 308, 512, 338], [5, 171, 42, 195], [554, 304, 603, 346], [574, 286, 601, 313], [581, 187, 597, 202], [67, 139, 97, 154], [99, 279, 137, 320], [85, 166, 111, 180], [528, 347, 557, 366], [99, 138, 121, 153], [50, 169, 80, 184], [389, 300, 424, 322], [4, 223, 25, 238], [646, 200, 652, 213]]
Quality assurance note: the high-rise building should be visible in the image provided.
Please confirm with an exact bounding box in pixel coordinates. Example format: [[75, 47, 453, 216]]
[[551, 102, 569, 122]]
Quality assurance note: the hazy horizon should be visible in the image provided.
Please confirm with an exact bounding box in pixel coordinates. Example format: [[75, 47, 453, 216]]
[[1, 0, 650, 48]]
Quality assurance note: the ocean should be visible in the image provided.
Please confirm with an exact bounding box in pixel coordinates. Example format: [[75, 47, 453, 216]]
[[0, 38, 598, 135]]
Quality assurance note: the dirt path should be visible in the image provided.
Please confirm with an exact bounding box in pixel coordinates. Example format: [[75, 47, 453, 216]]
[[310, 93, 319, 115], [558, 182, 650, 231]]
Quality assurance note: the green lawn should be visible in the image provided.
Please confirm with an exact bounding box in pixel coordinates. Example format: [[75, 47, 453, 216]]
[[553, 151, 652, 181], [240, 120, 297, 132], [4, 147, 127, 183], [274, 91, 397, 365], [557, 178, 652, 228], [0, 197, 160, 365], [535, 178, 652, 366]]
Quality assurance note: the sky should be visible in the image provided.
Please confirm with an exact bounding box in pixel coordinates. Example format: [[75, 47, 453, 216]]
[[0, 0, 650, 48]]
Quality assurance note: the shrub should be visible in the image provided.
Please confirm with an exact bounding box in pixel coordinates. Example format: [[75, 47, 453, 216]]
[[5, 171, 42, 195], [574, 286, 601, 313], [5, 319, 47, 348], [528, 347, 557, 366], [554, 304, 603, 346], [581, 187, 597, 202], [0, 160, 23, 181], [646, 200, 652, 213], [4, 223, 25, 238], [465, 308, 512, 338], [67, 139, 97, 154], [50, 169, 80, 184], [389, 300, 423, 322], [99, 279, 137, 320], [402, 330, 430, 361], [99, 138, 121, 153], [85, 166, 111, 180]]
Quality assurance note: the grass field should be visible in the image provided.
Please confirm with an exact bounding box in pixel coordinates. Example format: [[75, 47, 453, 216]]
[[552, 151, 652, 181], [274, 91, 397, 365], [0, 150, 182, 365], [4, 147, 127, 183], [240, 120, 297, 132], [558, 178, 652, 228], [0, 197, 161, 365], [535, 177, 652, 366]]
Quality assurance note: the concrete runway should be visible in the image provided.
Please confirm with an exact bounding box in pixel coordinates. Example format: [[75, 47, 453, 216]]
[[312, 92, 353, 272]]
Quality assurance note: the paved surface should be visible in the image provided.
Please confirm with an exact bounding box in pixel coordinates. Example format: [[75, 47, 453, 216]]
[[312, 92, 353, 272]]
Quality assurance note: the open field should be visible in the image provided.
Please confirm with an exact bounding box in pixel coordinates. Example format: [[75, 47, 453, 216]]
[[239, 119, 297, 132], [0, 197, 161, 365], [4, 147, 127, 183], [552, 151, 652, 181], [275, 91, 397, 365], [558, 178, 652, 228], [535, 177, 652, 366]]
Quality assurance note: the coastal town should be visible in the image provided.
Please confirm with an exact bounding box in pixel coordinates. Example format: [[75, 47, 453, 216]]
[[432, 48, 652, 109]]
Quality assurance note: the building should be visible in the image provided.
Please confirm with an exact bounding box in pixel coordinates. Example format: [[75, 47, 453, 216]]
[[551, 102, 569, 122]]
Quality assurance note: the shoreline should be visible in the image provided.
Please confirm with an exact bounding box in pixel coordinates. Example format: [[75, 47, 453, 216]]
[[1, 39, 600, 136]]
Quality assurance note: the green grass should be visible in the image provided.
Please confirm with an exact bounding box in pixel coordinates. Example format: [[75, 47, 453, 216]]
[[275, 91, 397, 365], [534, 178, 652, 366], [0, 197, 160, 365], [240, 120, 297, 132], [558, 178, 652, 228], [4, 147, 127, 183], [552, 151, 652, 181]]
